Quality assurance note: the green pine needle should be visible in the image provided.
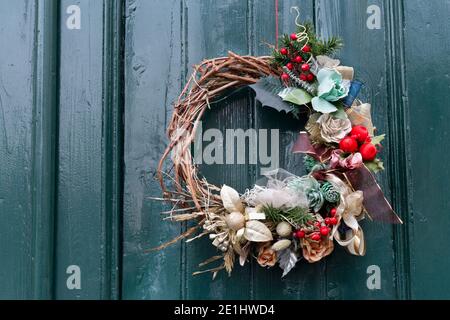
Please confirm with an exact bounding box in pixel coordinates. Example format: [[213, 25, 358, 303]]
[[263, 205, 314, 227]]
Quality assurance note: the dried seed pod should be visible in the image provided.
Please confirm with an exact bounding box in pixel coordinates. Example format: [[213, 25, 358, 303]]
[[225, 212, 246, 231], [271, 239, 292, 252], [276, 222, 293, 237]]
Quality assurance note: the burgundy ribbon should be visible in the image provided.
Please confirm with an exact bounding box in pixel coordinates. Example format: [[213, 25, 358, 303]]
[[345, 166, 402, 224], [292, 132, 403, 224], [292, 131, 332, 162]]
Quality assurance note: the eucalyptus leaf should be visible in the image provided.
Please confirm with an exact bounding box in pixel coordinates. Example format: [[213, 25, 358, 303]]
[[249, 76, 293, 113], [278, 249, 298, 278], [279, 87, 312, 106], [311, 97, 338, 114]]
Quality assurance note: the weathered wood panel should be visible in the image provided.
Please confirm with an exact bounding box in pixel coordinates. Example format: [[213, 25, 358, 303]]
[[55, 0, 122, 299], [403, 0, 450, 299], [183, 0, 254, 300], [122, 0, 184, 299], [0, 0, 57, 300]]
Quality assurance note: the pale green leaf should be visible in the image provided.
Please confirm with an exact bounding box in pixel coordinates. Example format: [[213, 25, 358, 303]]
[[279, 87, 312, 106], [371, 134, 386, 146], [366, 159, 385, 173], [311, 97, 338, 113]]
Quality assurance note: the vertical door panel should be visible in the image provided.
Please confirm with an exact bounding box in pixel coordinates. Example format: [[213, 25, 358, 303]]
[[184, 0, 254, 300], [0, 0, 57, 300], [56, 0, 122, 299], [403, 0, 450, 299], [122, 0, 183, 299]]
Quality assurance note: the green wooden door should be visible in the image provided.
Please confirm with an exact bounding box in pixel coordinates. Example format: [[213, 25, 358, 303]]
[[0, 0, 122, 299], [121, 0, 450, 300], [1, 0, 450, 300]]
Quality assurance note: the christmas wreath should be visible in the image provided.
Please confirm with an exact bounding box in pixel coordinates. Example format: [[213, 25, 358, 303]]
[[153, 18, 402, 278]]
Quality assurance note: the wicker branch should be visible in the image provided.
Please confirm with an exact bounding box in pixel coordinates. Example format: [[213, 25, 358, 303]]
[[157, 52, 279, 211]]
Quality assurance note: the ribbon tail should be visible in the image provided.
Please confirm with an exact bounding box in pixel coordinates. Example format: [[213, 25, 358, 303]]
[[292, 132, 332, 162], [292, 131, 317, 156], [344, 165, 403, 224]]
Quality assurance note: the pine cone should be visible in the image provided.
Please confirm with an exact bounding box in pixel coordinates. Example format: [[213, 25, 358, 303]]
[[320, 182, 340, 203]]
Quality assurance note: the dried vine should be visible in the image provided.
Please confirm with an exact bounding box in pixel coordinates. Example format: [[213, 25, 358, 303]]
[[157, 51, 279, 212]]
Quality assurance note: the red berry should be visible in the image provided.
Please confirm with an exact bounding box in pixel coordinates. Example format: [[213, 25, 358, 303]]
[[300, 73, 308, 81], [325, 217, 332, 225], [320, 226, 330, 236], [311, 233, 321, 241], [306, 73, 315, 82], [351, 126, 369, 143], [296, 230, 306, 239], [360, 143, 378, 161], [366, 136, 372, 143], [301, 63, 310, 72], [290, 33, 298, 41], [339, 136, 359, 153], [330, 208, 337, 217], [330, 217, 338, 225], [294, 56, 303, 63], [281, 73, 290, 81], [286, 62, 294, 70], [314, 221, 321, 227], [302, 45, 311, 53], [280, 48, 288, 55]]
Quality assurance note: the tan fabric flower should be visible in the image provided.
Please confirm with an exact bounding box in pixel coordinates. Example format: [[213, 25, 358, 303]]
[[305, 113, 325, 144], [316, 113, 352, 144], [301, 238, 334, 263], [257, 243, 277, 267]]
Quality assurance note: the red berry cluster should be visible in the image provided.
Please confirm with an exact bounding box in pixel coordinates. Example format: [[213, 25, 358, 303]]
[[339, 125, 378, 162], [293, 207, 338, 242], [279, 34, 314, 83]]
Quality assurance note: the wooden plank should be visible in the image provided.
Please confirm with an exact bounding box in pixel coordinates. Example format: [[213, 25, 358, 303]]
[[32, 0, 59, 300], [315, 0, 396, 299], [403, 0, 450, 299], [55, 0, 122, 299], [184, 0, 254, 300], [0, 0, 57, 300], [251, 0, 328, 300], [122, 0, 184, 300]]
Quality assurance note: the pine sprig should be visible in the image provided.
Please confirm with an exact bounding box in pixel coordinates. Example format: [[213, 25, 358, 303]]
[[303, 22, 343, 57], [263, 205, 314, 227]]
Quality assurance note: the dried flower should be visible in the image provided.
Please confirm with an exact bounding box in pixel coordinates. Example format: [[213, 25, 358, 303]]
[[257, 243, 277, 267], [305, 113, 324, 143], [330, 150, 363, 170], [316, 113, 352, 144], [311, 68, 350, 114], [301, 237, 334, 263]]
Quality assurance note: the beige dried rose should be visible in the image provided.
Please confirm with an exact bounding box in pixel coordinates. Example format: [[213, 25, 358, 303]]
[[257, 243, 277, 267], [301, 238, 334, 263], [316, 113, 352, 144], [305, 113, 324, 143]]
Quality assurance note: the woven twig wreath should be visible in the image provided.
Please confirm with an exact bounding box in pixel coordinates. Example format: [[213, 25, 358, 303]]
[[158, 52, 278, 210], [154, 20, 402, 278]]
